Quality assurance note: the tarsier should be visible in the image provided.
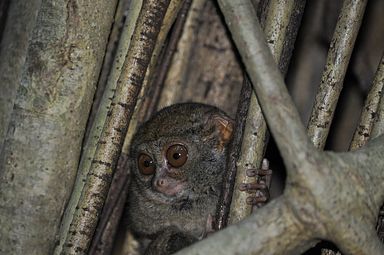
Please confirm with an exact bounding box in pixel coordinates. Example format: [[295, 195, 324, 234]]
[[127, 103, 271, 254]]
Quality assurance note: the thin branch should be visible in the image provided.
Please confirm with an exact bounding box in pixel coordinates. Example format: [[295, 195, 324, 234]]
[[88, 155, 130, 255], [121, 0, 184, 154], [61, 0, 172, 253], [262, 0, 306, 75], [307, 0, 368, 149]]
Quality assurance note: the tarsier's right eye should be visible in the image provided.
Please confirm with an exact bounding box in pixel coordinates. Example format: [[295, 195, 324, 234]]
[[138, 153, 156, 175]]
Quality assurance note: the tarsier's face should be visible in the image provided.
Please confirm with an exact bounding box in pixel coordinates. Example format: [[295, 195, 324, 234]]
[[136, 142, 190, 197], [129, 103, 234, 205], [132, 134, 215, 204]]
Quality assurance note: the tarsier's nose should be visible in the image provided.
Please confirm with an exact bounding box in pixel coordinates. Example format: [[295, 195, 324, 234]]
[[154, 178, 167, 188], [153, 177, 185, 196]]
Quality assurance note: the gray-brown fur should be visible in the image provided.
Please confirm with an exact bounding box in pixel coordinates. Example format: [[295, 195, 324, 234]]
[[127, 103, 234, 254]]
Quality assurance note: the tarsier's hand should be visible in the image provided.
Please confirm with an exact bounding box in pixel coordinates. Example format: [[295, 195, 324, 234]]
[[239, 158, 272, 208]]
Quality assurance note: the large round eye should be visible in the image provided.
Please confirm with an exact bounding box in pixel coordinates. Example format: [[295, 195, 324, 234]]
[[166, 144, 188, 168], [138, 153, 156, 175]]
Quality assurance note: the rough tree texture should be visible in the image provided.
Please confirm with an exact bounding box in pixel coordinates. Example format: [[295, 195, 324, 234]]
[[61, 0, 172, 253], [176, 0, 384, 254], [0, 0, 41, 153], [0, 0, 117, 254]]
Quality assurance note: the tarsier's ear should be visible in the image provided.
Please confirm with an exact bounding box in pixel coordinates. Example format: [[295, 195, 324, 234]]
[[205, 113, 234, 151]]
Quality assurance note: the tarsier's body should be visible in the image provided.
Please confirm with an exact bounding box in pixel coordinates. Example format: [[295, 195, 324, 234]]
[[127, 103, 269, 254], [127, 103, 233, 254]]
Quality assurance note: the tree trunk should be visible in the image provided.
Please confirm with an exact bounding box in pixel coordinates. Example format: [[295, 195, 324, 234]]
[[0, 0, 117, 254]]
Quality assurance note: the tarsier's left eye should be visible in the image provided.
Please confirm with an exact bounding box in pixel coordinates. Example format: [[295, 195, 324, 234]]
[[166, 144, 188, 168], [138, 153, 156, 175]]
